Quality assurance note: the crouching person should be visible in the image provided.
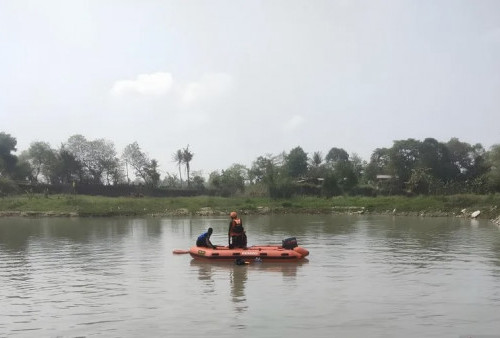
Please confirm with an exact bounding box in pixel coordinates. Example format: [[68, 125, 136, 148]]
[[196, 227, 217, 249]]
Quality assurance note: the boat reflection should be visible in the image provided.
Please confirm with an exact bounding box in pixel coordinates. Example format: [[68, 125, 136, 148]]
[[253, 258, 309, 278], [190, 258, 308, 278], [229, 262, 247, 314], [190, 259, 308, 313]]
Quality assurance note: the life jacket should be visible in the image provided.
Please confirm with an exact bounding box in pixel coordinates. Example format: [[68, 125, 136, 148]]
[[229, 218, 244, 236], [197, 232, 209, 242]]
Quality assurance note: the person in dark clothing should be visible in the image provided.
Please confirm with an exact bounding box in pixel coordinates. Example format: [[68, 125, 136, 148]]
[[196, 227, 216, 249], [228, 211, 247, 249]]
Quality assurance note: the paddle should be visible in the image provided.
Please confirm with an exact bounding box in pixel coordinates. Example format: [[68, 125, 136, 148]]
[[172, 249, 190, 254], [173, 245, 222, 254]]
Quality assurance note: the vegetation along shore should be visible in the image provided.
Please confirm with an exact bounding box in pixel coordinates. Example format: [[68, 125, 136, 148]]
[[1, 131, 500, 225], [1, 194, 499, 225]]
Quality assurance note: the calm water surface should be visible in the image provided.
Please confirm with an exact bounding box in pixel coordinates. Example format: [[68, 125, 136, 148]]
[[1, 214, 500, 337]]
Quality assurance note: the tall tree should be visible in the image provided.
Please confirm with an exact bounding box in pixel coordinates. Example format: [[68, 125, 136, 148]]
[[325, 147, 349, 163], [285, 146, 308, 178], [122, 142, 150, 184], [333, 159, 358, 193], [190, 170, 206, 190], [122, 142, 160, 186], [87, 139, 118, 184], [350, 153, 366, 182], [389, 139, 421, 184], [0, 132, 18, 177], [309, 151, 325, 178], [12, 157, 33, 182], [486, 144, 500, 192], [182, 145, 194, 187], [249, 155, 278, 184], [66, 135, 119, 184], [51, 148, 82, 184], [161, 173, 181, 188], [101, 156, 122, 185], [208, 164, 246, 196], [311, 151, 323, 167], [419, 138, 458, 182], [23, 141, 56, 182], [407, 167, 435, 194], [65, 135, 93, 183], [172, 149, 183, 186], [145, 159, 161, 187], [446, 138, 487, 180], [365, 147, 392, 181]]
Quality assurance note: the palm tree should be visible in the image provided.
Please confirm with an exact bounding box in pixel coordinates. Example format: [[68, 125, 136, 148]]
[[172, 149, 183, 187], [182, 145, 194, 187], [312, 151, 323, 167]]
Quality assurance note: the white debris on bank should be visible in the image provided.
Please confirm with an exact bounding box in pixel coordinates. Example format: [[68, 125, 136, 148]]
[[471, 210, 481, 218], [460, 208, 500, 226], [461, 209, 481, 219]]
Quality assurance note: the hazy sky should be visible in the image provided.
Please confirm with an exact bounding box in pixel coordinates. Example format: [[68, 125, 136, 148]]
[[1, 0, 499, 177]]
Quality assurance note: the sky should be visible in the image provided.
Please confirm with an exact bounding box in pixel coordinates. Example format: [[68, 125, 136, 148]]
[[1, 0, 499, 178]]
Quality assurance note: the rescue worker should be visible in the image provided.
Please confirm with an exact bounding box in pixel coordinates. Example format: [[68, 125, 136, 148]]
[[196, 227, 217, 249], [228, 211, 247, 249]]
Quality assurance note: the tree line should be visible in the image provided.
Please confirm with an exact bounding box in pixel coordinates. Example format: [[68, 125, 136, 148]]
[[1, 131, 499, 197]]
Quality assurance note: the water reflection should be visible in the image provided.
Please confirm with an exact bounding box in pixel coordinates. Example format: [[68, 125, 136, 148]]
[[190, 259, 248, 316], [192, 259, 216, 294], [2, 215, 500, 337], [230, 264, 248, 313], [0, 217, 136, 250], [248, 214, 359, 238], [253, 259, 308, 278], [190, 258, 307, 317], [0, 218, 44, 252], [361, 217, 460, 269]]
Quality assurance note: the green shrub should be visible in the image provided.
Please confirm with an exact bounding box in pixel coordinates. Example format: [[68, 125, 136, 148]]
[[0, 177, 19, 195], [349, 185, 377, 197]]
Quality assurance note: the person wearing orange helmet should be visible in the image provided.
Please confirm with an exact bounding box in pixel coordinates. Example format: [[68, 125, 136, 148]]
[[228, 211, 247, 249]]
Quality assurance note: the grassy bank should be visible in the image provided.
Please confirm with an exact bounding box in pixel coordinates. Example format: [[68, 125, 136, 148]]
[[0, 193, 499, 220]]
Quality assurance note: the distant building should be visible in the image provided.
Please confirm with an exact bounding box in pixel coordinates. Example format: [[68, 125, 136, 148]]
[[376, 175, 393, 181], [375, 174, 399, 192], [296, 177, 324, 186]]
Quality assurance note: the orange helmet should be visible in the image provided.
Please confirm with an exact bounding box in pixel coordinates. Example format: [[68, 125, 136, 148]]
[[230, 211, 237, 218]]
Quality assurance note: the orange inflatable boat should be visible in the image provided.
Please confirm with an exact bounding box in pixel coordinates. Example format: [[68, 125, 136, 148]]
[[189, 245, 309, 261], [189, 238, 309, 262]]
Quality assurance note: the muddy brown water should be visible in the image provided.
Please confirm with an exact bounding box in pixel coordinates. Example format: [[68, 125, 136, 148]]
[[1, 215, 500, 337]]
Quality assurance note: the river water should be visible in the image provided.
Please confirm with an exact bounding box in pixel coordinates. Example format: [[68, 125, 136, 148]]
[[1, 214, 500, 337]]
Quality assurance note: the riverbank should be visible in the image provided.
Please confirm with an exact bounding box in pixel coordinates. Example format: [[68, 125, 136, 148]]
[[1, 193, 500, 224]]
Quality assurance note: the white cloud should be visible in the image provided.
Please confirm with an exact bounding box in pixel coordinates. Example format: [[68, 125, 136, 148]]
[[181, 73, 232, 106], [111, 72, 174, 97], [110, 71, 233, 108], [283, 115, 305, 132]]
